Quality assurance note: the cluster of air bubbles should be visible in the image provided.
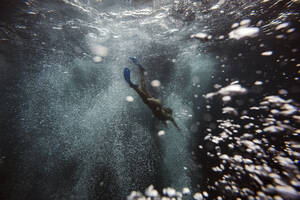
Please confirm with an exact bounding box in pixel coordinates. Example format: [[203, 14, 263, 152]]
[[90, 44, 108, 63], [190, 18, 261, 42], [86, 32, 109, 63], [273, 22, 295, 40], [229, 19, 259, 40], [177, 105, 194, 120], [171, 0, 197, 22], [127, 185, 196, 200], [199, 83, 300, 199], [204, 81, 247, 103]]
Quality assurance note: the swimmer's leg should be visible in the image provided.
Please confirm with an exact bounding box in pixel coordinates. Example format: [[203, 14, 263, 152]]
[[124, 67, 150, 103], [129, 57, 150, 96], [139, 65, 148, 93]]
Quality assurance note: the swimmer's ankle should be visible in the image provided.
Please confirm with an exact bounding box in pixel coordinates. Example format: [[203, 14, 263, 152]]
[[130, 83, 138, 88]]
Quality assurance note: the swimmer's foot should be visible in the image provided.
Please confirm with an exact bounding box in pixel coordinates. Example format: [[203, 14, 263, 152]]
[[129, 57, 145, 71], [129, 57, 138, 64], [123, 67, 138, 88]]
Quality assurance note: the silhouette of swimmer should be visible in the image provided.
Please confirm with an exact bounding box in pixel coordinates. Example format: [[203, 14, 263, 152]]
[[124, 57, 180, 131]]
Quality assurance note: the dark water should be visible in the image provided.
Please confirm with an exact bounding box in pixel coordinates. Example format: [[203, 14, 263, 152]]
[[0, 0, 299, 200]]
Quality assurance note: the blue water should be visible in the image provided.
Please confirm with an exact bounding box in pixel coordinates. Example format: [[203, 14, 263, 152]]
[[0, 0, 299, 200]]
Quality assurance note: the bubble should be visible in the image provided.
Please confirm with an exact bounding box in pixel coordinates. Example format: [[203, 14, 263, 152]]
[[240, 19, 251, 26], [222, 96, 231, 102], [276, 34, 285, 39], [193, 192, 203, 200], [163, 187, 176, 197], [182, 187, 191, 195], [261, 51, 273, 56], [218, 83, 247, 96], [126, 96, 134, 102], [210, 0, 226, 10], [273, 195, 284, 200], [202, 191, 209, 197], [90, 44, 108, 57], [151, 80, 161, 87], [214, 84, 222, 89], [275, 22, 289, 31], [93, 56, 102, 63], [232, 22, 239, 29], [191, 32, 208, 40], [145, 185, 158, 198], [278, 89, 288, 95], [158, 130, 165, 136], [254, 81, 263, 85], [229, 27, 260, 40], [222, 107, 238, 115], [286, 28, 295, 33], [256, 20, 263, 26], [127, 191, 143, 200]]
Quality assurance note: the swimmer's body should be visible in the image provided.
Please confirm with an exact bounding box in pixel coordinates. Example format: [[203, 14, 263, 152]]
[[124, 57, 180, 131]]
